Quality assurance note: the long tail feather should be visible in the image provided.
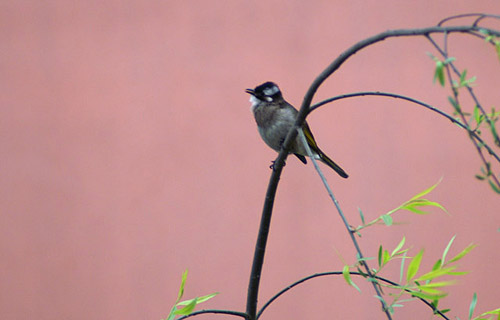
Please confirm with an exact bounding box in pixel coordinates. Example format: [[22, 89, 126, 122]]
[[318, 151, 349, 178]]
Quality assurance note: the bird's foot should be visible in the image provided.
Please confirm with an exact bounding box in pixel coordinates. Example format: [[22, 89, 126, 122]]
[[269, 160, 286, 171]]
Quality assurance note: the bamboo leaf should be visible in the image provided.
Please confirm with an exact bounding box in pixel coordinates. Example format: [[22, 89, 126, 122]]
[[174, 298, 197, 315], [410, 290, 448, 300], [391, 236, 406, 257], [378, 245, 383, 268], [444, 57, 456, 64], [165, 306, 178, 320], [434, 61, 445, 86], [343, 265, 361, 292], [495, 41, 500, 62], [473, 105, 482, 127], [441, 235, 456, 266], [177, 270, 188, 302], [418, 280, 456, 290], [176, 292, 219, 305], [448, 243, 477, 264], [448, 96, 461, 113], [399, 251, 407, 284], [416, 266, 458, 282], [402, 199, 447, 215], [358, 207, 365, 224], [381, 214, 393, 226], [469, 293, 477, 320], [383, 249, 391, 266], [409, 179, 442, 201], [476, 308, 500, 319], [488, 178, 500, 194], [407, 249, 424, 282]]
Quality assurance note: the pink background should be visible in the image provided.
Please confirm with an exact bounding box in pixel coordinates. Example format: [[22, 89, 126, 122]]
[[1, 1, 499, 319]]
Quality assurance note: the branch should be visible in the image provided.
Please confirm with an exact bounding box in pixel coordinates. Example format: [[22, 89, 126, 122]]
[[246, 150, 288, 320], [425, 33, 500, 189], [257, 272, 451, 320], [176, 309, 249, 320], [297, 131, 393, 319], [310, 91, 500, 164], [246, 22, 500, 320]]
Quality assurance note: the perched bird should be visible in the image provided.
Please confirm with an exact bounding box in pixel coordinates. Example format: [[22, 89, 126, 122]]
[[246, 81, 348, 178]]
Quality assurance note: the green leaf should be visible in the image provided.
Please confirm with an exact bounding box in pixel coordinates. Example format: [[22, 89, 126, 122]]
[[476, 308, 500, 319], [495, 41, 500, 62], [410, 290, 448, 300], [490, 121, 500, 147], [441, 235, 456, 266], [358, 208, 365, 224], [434, 61, 445, 86], [174, 297, 197, 315], [488, 178, 500, 194], [391, 236, 406, 257], [402, 199, 447, 215], [444, 57, 456, 64], [448, 96, 461, 113], [176, 292, 219, 306], [448, 243, 477, 264], [357, 256, 375, 263], [473, 105, 483, 126], [399, 251, 407, 283], [378, 245, 383, 268], [407, 249, 424, 282], [383, 249, 391, 266], [416, 266, 458, 282], [165, 305, 178, 320], [343, 265, 361, 292], [432, 259, 442, 271], [418, 280, 456, 290], [177, 270, 188, 302], [469, 293, 477, 320], [381, 214, 393, 226], [410, 179, 442, 201], [475, 174, 486, 181]]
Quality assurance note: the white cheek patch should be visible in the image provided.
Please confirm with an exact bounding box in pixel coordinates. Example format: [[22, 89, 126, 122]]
[[249, 95, 260, 111]]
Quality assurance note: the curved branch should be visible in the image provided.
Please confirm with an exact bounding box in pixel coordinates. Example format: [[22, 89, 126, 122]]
[[176, 309, 249, 320], [289, 24, 500, 319], [309, 91, 500, 164], [435, 13, 500, 27], [296, 25, 500, 129], [257, 272, 450, 320], [246, 22, 500, 320]]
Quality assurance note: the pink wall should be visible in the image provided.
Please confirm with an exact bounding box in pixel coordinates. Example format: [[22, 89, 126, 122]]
[[1, 1, 499, 319]]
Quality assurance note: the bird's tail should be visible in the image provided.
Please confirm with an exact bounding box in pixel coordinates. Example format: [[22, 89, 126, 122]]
[[318, 151, 349, 178]]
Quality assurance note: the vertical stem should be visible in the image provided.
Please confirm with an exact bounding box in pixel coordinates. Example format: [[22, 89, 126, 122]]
[[245, 151, 287, 320]]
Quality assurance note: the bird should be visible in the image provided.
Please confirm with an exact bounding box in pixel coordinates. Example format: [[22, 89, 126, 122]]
[[245, 81, 348, 178]]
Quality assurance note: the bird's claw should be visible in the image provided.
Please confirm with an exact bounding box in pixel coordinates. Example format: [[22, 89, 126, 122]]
[[269, 160, 286, 171]]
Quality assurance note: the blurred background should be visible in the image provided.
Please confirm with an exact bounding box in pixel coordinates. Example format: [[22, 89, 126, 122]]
[[1, 1, 499, 319]]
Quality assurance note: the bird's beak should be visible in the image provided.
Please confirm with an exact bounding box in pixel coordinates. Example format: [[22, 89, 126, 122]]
[[245, 88, 255, 95]]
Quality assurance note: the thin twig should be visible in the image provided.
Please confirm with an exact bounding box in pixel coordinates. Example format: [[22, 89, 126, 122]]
[[435, 13, 500, 27], [257, 271, 450, 320], [310, 91, 500, 164], [426, 33, 500, 187], [176, 309, 249, 320], [298, 131, 392, 319]]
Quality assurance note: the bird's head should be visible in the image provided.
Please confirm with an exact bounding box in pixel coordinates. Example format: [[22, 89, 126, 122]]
[[245, 82, 283, 108]]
